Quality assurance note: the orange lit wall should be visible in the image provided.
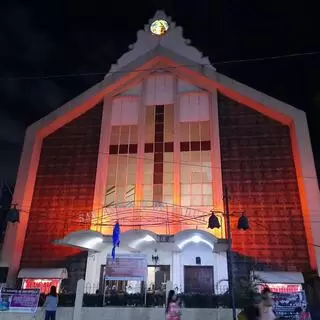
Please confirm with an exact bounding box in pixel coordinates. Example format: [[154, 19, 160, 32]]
[[20, 103, 103, 268], [218, 94, 310, 272]]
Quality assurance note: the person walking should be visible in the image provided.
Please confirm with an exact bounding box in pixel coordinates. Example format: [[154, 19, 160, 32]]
[[44, 286, 58, 320], [166, 290, 181, 320], [259, 287, 275, 320]]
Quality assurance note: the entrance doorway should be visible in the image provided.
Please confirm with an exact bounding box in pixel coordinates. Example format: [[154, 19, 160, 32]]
[[147, 265, 170, 291], [184, 266, 213, 294]]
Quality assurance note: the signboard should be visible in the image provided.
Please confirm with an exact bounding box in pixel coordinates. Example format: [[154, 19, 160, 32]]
[[259, 284, 306, 319], [0, 289, 40, 313], [273, 291, 306, 319], [105, 254, 147, 281], [258, 284, 303, 294], [22, 278, 61, 294]]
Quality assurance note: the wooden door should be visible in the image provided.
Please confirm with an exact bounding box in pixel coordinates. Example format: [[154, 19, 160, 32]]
[[184, 266, 213, 294]]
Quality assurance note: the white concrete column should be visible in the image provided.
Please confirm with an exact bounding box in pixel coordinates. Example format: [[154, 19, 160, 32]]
[[209, 90, 225, 238], [84, 251, 100, 294], [173, 77, 181, 234], [73, 279, 85, 320], [135, 81, 146, 206], [172, 251, 182, 292], [0, 130, 41, 287], [213, 252, 229, 294], [92, 98, 112, 234]]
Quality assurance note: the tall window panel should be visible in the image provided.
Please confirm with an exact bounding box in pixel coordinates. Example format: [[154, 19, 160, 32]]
[[163, 152, 174, 204], [163, 107, 174, 204], [180, 121, 212, 207], [105, 125, 138, 206], [143, 105, 174, 204]]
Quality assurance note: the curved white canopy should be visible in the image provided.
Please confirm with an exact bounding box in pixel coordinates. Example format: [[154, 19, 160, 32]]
[[54, 228, 221, 253]]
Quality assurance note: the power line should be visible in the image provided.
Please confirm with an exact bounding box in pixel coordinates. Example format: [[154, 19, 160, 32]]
[[0, 51, 319, 81], [100, 151, 319, 181]]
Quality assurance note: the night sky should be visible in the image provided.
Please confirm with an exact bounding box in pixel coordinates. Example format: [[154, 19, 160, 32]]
[[0, 0, 319, 184]]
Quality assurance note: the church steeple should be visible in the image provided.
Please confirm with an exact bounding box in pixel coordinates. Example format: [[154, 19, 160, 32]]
[[106, 10, 215, 77]]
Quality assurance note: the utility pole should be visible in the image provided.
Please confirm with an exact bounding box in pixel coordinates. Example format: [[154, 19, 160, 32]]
[[223, 185, 237, 320]]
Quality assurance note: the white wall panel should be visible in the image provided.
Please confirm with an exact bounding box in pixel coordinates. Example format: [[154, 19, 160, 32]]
[[111, 96, 139, 125], [179, 92, 210, 122], [145, 74, 174, 105], [177, 79, 201, 93], [120, 83, 142, 96]]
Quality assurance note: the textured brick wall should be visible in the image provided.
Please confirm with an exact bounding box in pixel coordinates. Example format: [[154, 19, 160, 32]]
[[21, 103, 103, 269], [218, 94, 310, 272]]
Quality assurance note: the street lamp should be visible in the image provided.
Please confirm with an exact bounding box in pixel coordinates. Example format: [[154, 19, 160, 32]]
[[208, 185, 249, 320]]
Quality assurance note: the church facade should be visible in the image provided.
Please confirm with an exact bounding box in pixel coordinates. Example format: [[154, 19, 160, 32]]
[[1, 12, 319, 293]]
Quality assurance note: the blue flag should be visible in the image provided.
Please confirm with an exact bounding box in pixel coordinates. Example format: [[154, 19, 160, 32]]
[[112, 221, 120, 260]]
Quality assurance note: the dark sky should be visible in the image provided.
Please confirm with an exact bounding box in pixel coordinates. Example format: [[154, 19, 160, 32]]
[[0, 0, 320, 184]]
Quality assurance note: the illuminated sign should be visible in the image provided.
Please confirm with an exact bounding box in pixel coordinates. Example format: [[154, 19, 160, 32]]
[[259, 283, 303, 293], [22, 279, 61, 294]]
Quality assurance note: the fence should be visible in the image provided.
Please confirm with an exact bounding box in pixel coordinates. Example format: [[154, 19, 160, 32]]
[[38, 290, 254, 309], [83, 282, 230, 295]]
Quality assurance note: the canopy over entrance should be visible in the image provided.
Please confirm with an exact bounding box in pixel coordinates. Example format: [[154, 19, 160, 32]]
[[54, 228, 219, 253], [18, 268, 68, 279], [253, 271, 304, 284]]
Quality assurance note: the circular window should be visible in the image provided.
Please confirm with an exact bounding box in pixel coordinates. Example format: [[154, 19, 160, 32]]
[[150, 20, 169, 36]]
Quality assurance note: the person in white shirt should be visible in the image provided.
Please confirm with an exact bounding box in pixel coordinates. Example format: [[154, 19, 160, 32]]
[[259, 287, 275, 320], [44, 286, 58, 320]]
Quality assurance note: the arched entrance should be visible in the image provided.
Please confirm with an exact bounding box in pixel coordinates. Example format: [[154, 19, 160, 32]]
[[55, 228, 228, 295]]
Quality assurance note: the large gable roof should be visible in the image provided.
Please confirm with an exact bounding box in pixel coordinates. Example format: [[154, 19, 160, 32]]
[[28, 11, 304, 139]]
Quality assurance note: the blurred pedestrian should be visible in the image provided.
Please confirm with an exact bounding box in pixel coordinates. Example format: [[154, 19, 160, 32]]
[[259, 287, 275, 320], [166, 290, 180, 320], [44, 286, 58, 320]]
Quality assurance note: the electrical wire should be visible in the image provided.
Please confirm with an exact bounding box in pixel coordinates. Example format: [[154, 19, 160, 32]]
[[0, 51, 320, 81]]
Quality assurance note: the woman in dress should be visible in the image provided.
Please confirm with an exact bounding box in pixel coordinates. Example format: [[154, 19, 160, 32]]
[[166, 290, 181, 320]]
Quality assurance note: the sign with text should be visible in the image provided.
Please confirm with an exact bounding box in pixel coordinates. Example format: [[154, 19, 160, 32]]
[[273, 291, 306, 319], [105, 254, 147, 281], [0, 289, 40, 313]]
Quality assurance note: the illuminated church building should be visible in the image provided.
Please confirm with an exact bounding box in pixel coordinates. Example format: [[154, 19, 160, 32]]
[[1, 12, 320, 292]]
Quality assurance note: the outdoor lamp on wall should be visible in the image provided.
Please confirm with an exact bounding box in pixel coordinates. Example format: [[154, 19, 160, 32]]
[[237, 213, 249, 230], [152, 249, 159, 265], [6, 205, 20, 223], [208, 211, 250, 231], [208, 211, 221, 229]]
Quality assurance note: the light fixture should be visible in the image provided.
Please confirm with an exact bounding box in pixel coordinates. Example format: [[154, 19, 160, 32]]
[[143, 235, 155, 242], [152, 249, 159, 265], [177, 235, 214, 250], [208, 211, 221, 229], [237, 213, 249, 230], [131, 234, 156, 249], [192, 235, 201, 243], [84, 237, 103, 248], [150, 20, 169, 36]]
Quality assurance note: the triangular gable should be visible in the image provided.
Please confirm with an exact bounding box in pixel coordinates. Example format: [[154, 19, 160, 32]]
[[28, 44, 302, 140], [27, 10, 305, 140]]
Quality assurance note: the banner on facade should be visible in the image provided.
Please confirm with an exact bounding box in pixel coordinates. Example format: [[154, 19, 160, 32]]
[[105, 254, 147, 281], [272, 290, 307, 319], [0, 288, 40, 313]]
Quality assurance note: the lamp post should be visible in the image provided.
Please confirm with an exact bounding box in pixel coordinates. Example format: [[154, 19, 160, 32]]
[[208, 185, 249, 320]]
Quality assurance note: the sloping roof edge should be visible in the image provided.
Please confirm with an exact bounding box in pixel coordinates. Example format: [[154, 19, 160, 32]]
[[27, 45, 303, 140]]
